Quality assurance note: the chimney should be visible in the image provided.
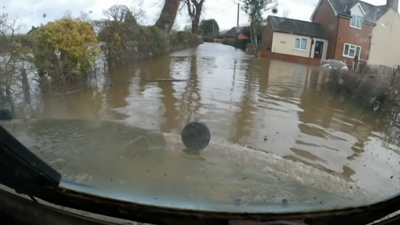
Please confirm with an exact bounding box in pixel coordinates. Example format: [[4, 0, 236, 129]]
[[387, 0, 399, 11]]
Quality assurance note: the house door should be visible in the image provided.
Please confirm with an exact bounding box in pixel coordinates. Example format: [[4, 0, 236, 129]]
[[314, 41, 324, 59]]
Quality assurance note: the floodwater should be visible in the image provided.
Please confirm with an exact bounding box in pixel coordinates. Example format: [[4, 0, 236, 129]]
[[2, 43, 400, 212]]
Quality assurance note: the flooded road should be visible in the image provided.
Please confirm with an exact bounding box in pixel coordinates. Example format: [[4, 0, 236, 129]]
[[3, 43, 400, 210]]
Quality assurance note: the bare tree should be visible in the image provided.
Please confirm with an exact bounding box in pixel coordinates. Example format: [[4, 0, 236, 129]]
[[0, 13, 25, 113], [103, 5, 131, 22], [155, 0, 181, 34], [283, 8, 290, 18], [181, 0, 206, 34], [79, 11, 91, 22], [128, 0, 146, 24], [63, 10, 72, 18]]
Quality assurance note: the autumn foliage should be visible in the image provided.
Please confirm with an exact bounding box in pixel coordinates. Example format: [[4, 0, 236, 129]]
[[28, 18, 98, 83]]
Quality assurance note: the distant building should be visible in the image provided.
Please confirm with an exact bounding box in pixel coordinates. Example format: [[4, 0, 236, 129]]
[[262, 16, 329, 59], [222, 26, 250, 39]]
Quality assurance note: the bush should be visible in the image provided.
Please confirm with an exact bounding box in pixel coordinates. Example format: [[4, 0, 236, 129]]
[[28, 18, 98, 83], [221, 38, 250, 50], [13, 34, 32, 48], [170, 31, 200, 47], [98, 20, 169, 68], [202, 36, 214, 42], [221, 39, 235, 46], [234, 39, 251, 50]]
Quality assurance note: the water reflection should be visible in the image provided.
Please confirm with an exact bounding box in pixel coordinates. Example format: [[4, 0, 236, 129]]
[[230, 58, 259, 144], [3, 43, 400, 208]]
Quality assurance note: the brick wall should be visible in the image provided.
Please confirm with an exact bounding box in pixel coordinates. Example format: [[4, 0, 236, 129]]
[[262, 19, 274, 50], [335, 17, 373, 63], [311, 0, 339, 59], [259, 50, 321, 65]]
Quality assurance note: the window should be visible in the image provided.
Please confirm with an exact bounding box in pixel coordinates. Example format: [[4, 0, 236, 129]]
[[350, 14, 363, 29], [343, 43, 361, 58], [294, 38, 307, 50]]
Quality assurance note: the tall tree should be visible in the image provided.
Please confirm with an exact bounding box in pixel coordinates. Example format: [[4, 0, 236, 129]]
[[155, 0, 181, 34], [181, 0, 206, 34], [200, 19, 219, 37], [238, 0, 276, 57]]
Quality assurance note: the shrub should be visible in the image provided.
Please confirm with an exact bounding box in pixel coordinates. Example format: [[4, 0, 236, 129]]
[[98, 20, 169, 68], [221, 39, 235, 46], [28, 18, 98, 83], [221, 38, 250, 50], [170, 31, 200, 47], [202, 36, 214, 42]]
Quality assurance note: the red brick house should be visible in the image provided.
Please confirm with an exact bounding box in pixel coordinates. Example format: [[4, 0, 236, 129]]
[[311, 0, 398, 65]]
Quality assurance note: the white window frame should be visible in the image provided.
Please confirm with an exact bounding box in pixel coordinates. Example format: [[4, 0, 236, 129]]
[[294, 37, 307, 51], [350, 14, 363, 29], [343, 43, 361, 58]]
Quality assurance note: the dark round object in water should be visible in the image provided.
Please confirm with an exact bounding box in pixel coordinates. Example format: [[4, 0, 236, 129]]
[[272, 8, 278, 14], [371, 97, 383, 112], [0, 109, 12, 121], [181, 122, 211, 153]]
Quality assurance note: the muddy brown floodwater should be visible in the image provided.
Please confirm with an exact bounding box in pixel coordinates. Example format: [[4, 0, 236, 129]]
[[3, 43, 400, 213]]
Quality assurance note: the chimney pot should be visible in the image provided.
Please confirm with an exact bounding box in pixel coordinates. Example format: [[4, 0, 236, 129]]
[[387, 0, 399, 11]]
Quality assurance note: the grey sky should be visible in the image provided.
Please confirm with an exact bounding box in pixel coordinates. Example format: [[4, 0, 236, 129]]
[[0, 0, 391, 32]]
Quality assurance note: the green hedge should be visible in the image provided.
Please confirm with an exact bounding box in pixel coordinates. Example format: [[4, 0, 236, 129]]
[[99, 22, 202, 68], [202, 36, 214, 42], [170, 31, 200, 47], [221, 38, 250, 50], [98, 22, 170, 67]]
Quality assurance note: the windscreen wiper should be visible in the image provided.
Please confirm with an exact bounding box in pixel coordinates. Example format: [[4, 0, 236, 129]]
[[0, 124, 61, 198]]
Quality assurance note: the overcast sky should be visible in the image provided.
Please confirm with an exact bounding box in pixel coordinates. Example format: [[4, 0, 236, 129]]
[[0, 0, 391, 33]]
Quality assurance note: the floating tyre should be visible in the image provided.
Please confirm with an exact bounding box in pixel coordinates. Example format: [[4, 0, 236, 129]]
[[181, 122, 211, 154]]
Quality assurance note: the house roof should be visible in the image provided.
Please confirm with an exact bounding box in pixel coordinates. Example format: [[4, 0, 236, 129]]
[[223, 26, 250, 38], [267, 16, 329, 39], [317, 0, 392, 24], [238, 34, 249, 39], [223, 27, 238, 38]]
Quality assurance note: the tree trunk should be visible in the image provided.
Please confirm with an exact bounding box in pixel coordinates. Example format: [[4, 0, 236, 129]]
[[191, 20, 199, 34], [250, 24, 259, 58], [155, 0, 181, 34], [190, 4, 202, 34], [5, 85, 15, 116], [21, 68, 31, 104]]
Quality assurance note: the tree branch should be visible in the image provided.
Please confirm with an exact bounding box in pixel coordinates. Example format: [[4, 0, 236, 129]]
[[185, 0, 193, 16], [190, 0, 200, 7]]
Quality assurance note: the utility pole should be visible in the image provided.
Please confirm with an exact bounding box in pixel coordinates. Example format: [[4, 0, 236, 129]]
[[237, 3, 240, 27]]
